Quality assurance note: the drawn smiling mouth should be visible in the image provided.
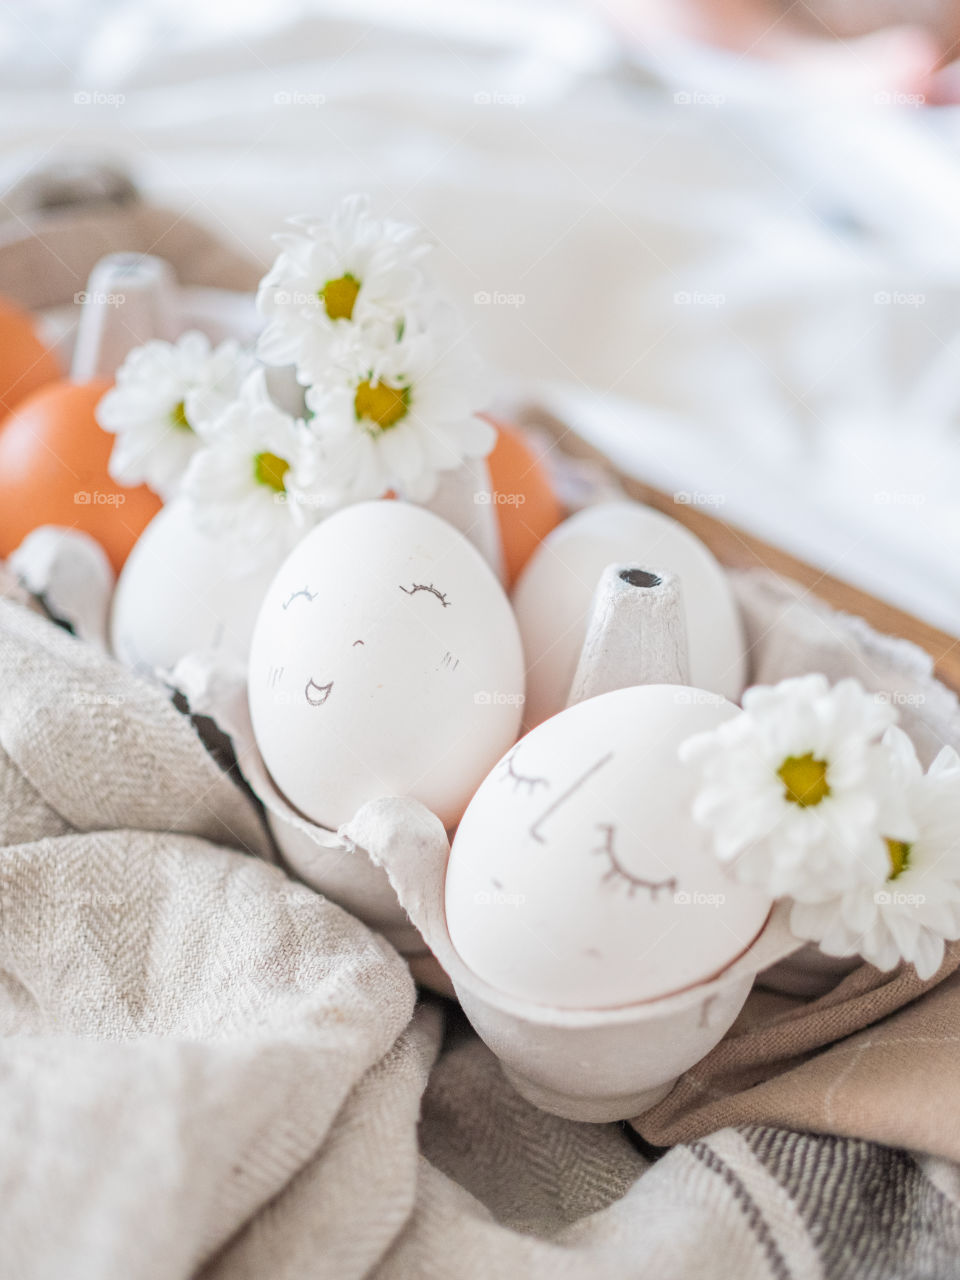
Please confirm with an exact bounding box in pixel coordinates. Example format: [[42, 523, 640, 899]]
[[305, 678, 334, 706]]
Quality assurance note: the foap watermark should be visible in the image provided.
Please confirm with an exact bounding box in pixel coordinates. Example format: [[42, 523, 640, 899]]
[[672, 689, 728, 707], [473, 90, 525, 108], [474, 290, 525, 308], [874, 90, 925, 107], [873, 490, 926, 506], [75, 490, 126, 507], [273, 491, 327, 510], [875, 889, 926, 907], [673, 890, 727, 907], [71, 690, 126, 708], [873, 690, 927, 709], [474, 690, 525, 708], [674, 290, 725, 308], [874, 290, 925, 307], [74, 90, 125, 108], [474, 889, 526, 907], [74, 891, 127, 907], [272, 288, 321, 306], [270, 889, 318, 908], [674, 490, 725, 508], [74, 290, 125, 308], [475, 491, 526, 506], [273, 90, 326, 108], [674, 90, 725, 107]]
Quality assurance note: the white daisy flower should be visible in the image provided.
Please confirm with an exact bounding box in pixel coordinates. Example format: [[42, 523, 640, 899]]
[[256, 195, 430, 384], [302, 307, 495, 504], [790, 727, 960, 980], [180, 369, 320, 566], [679, 675, 899, 899], [97, 331, 254, 498]]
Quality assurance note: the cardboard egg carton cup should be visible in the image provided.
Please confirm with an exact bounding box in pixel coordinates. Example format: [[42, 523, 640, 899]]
[[6, 197, 960, 1124]]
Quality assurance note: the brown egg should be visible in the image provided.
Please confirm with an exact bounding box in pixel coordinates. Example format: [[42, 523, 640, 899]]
[[484, 415, 563, 585], [0, 295, 62, 415], [0, 380, 162, 572]]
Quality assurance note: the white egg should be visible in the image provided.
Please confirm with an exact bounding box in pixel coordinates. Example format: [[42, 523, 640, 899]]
[[445, 684, 771, 1010], [512, 502, 746, 727], [248, 500, 525, 829], [111, 499, 282, 676]]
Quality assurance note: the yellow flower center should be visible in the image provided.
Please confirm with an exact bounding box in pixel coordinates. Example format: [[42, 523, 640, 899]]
[[253, 451, 290, 493], [778, 753, 831, 807], [170, 400, 191, 431], [885, 838, 912, 880], [354, 379, 409, 431], [320, 273, 360, 321]]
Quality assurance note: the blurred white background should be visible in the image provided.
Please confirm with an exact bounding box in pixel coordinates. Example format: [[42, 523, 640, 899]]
[[2, 0, 960, 630]]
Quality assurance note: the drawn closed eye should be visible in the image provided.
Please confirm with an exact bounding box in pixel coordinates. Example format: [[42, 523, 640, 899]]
[[594, 824, 676, 901], [501, 749, 549, 795], [305, 678, 333, 706], [399, 583, 450, 608]]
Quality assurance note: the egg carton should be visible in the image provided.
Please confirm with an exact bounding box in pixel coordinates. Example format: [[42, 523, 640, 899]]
[[15, 486, 958, 1121], [5, 175, 960, 1122], [172, 556, 960, 1122]]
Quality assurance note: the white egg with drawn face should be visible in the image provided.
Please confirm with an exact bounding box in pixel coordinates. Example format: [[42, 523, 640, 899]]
[[248, 500, 526, 830], [444, 685, 773, 1011]]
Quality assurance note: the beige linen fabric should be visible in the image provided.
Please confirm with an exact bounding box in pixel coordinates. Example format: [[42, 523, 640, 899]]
[[639, 944, 960, 1158], [0, 600, 416, 1277], [0, 594, 807, 1280], [4, 540, 960, 1278]]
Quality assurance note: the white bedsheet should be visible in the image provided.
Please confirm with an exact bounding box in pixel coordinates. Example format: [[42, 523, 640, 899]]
[[2, 0, 959, 631]]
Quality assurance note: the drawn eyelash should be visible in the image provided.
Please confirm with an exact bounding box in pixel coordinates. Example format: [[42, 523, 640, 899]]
[[305, 678, 333, 706], [283, 586, 317, 610], [594, 824, 676, 901], [399, 583, 450, 607], [501, 749, 549, 795]]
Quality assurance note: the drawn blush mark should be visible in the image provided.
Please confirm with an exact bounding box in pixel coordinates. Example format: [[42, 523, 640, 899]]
[[594, 824, 677, 901], [440, 651, 459, 671], [305, 678, 333, 707], [268, 665, 284, 689], [491, 878, 504, 891], [283, 586, 317, 611]]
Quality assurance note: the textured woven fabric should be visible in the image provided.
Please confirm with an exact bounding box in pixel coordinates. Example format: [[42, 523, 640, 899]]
[[742, 1127, 960, 1280], [3, 584, 960, 1279]]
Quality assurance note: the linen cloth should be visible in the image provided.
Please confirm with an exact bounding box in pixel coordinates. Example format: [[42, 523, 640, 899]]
[[4, 567, 960, 1278]]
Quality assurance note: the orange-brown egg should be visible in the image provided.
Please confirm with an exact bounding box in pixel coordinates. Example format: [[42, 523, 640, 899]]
[[0, 295, 62, 416], [483, 415, 563, 584], [0, 380, 162, 572]]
